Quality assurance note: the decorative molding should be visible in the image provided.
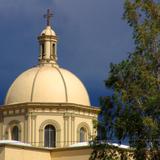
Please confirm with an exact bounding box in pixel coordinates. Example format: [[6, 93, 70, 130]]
[[1, 108, 27, 117], [55, 67, 68, 102], [63, 115, 68, 147], [30, 67, 41, 102], [38, 35, 57, 41], [0, 102, 100, 115], [71, 115, 75, 144], [71, 115, 75, 121], [31, 115, 37, 120], [63, 113, 69, 120]]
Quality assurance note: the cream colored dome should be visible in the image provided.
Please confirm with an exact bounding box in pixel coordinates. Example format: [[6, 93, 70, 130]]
[[5, 65, 90, 106]]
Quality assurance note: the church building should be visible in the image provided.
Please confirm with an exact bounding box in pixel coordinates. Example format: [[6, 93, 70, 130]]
[[0, 9, 100, 160]]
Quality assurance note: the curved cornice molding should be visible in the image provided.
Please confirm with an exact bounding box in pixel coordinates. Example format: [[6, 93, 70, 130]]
[[0, 102, 100, 114]]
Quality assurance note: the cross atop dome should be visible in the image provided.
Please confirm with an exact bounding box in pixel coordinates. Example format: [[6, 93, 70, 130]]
[[44, 9, 53, 26], [38, 9, 58, 65]]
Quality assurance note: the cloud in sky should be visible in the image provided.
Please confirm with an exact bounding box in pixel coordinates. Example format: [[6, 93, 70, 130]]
[[0, 0, 133, 105]]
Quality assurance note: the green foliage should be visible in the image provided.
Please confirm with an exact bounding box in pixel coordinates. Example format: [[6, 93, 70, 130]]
[[89, 140, 130, 160], [90, 0, 160, 160]]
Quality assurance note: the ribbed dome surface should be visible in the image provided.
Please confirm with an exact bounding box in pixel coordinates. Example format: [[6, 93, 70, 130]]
[[5, 65, 90, 106]]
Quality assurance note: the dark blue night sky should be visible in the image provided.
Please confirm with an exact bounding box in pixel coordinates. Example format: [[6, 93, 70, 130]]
[[0, 0, 133, 106]]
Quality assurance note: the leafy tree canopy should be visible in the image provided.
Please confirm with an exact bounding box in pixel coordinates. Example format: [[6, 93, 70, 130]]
[[91, 0, 160, 160]]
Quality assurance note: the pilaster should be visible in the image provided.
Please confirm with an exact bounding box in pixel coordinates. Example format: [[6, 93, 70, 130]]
[[27, 113, 31, 143], [24, 114, 28, 143], [31, 115, 37, 146], [71, 115, 75, 144], [63, 114, 69, 147]]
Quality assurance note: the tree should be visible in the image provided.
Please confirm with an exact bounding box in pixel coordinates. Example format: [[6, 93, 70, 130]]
[[91, 0, 160, 160]]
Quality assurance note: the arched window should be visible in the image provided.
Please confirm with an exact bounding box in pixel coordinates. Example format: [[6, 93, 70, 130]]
[[80, 127, 87, 142], [44, 125, 56, 147], [11, 126, 19, 141]]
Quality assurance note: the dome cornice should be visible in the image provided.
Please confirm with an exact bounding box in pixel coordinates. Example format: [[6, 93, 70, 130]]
[[0, 102, 100, 114]]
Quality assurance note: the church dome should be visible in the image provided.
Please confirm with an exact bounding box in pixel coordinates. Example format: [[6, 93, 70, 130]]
[[4, 9, 91, 107], [5, 65, 90, 106]]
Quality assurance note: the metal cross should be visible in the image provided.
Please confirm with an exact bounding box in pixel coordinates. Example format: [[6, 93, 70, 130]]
[[44, 9, 53, 26]]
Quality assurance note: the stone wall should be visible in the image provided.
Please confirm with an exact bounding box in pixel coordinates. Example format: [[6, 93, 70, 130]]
[[0, 143, 137, 160]]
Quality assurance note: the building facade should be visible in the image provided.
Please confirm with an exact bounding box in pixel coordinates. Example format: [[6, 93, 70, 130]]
[[0, 10, 100, 149]]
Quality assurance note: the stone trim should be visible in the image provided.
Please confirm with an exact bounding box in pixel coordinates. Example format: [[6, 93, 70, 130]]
[[38, 35, 57, 41], [30, 67, 41, 102], [63, 114, 69, 146], [55, 67, 68, 102], [71, 116, 75, 144], [1, 102, 100, 114]]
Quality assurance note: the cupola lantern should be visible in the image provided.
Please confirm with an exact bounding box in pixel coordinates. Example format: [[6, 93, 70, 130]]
[[38, 9, 58, 65]]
